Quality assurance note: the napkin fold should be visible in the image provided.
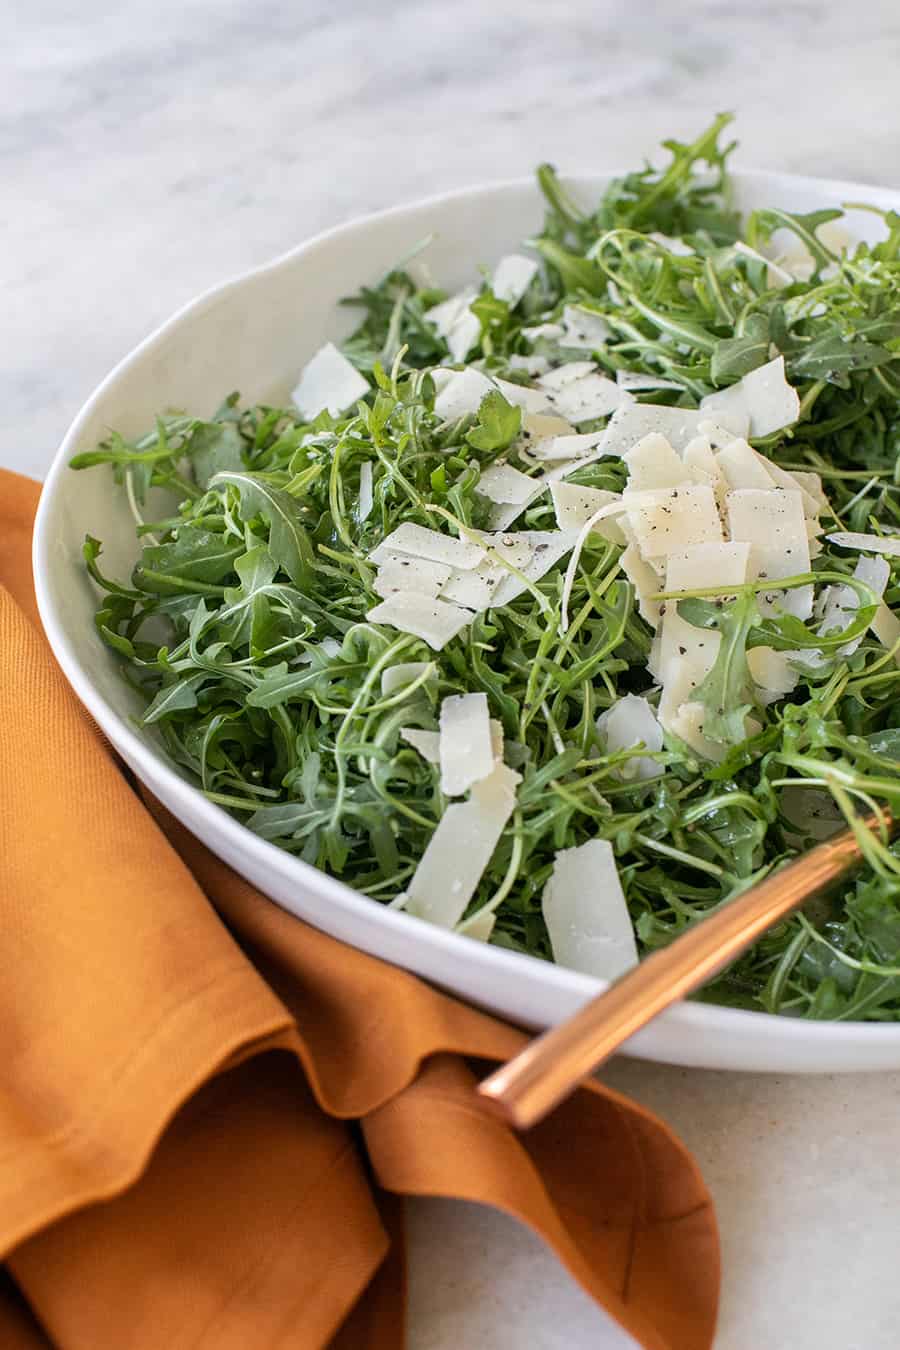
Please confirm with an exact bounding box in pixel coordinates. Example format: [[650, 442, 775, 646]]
[[0, 470, 719, 1349]]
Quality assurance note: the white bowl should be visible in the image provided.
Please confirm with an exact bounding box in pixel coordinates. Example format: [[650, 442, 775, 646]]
[[34, 168, 900, 1073]]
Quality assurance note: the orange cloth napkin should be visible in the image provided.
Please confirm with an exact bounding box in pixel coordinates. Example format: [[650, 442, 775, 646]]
[[0, 470, 719, 1349]]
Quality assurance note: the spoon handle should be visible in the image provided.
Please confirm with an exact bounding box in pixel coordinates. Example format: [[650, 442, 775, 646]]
[[478, 813, 893, 1130]]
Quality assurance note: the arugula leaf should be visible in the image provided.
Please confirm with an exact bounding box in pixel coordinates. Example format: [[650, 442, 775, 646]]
[[466, 391, 521, 452], [711, 313, 771, 383], [689, 592, 760, 746], [212, 471, 315, 587]]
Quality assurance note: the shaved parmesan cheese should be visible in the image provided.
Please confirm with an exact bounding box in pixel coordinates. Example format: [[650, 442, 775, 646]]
[[476, 463, 538, 505], [747, 647, 800, 702], [459, 910, 496, 942], [520, 411, 575, 440], [753, 456, 821, 518], [358, 461, 374, 522], [493, 377, 552, 414], [550, 482, 620, 534], [726, 489, 811, 615], [508, 354, 550, 376], [616, 370, 683, 392], [492, 254, 538, 307], [440, 560, 506, 609], [528, 430, 608, 461], [522, 321, 564, 341], [433, 366, 495, 420], [683, 436, 726, 495], [405, 763, 521, 927], [485, 498, 538, 533], [668, 700, 728, 763], [561, 305, 612, 350], [789, 469, 828, 512], [291, 342, 370, 419], [542, 840, 638, 981], [541, 372, 625, 424], [489, 530, 580, 607], [476, 532, 535, 569], [715, 439, 777, 491], [701, 357, 800, 441], [424, 287, 480, 363], [649, 232, 694, 256], [599, 403, 710, 458], [872, 604, 900, 656], [742, 356, 801, 437], [400, 727, 441, 763], [296, 636, 342, 666], [657, 605, 721, 687], [819, 554, 890, 655], [698, 384, 752, 440], [597, 694, 663, 780], [622, 544, 665, 628], [373, 551, 452, 599], [732, 240, 796, 287], [626, 484, 723, 560], [624, 434, 693, 493], [381, 662, 432, 696], [370, 522, 485, 570], [537, 361, 597, 391], [826, 532, 900, 559], [665, 540, 751, 593], [439, 692, 494, 796], [367, 593, 474, 650]]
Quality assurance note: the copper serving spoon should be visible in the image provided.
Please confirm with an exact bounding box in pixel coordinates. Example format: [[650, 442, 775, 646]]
[[478, 811, 896, 1130]]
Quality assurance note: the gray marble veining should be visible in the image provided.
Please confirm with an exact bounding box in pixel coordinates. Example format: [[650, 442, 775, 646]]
[[6, 0, 900, 474]]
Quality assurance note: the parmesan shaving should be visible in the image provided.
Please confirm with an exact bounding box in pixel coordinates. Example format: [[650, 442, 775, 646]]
[[826, 532, 900, 559], [476, 463, 539, 505], [597, 694, 663, 780], [400, 728, 441, 763], [367, 592, 474, 650], [291, 342, 370, 419], [433, 366, 495, 420], [491, 254, 538, 307], [550, 482, 621, 534], [423, 288, 480, 363], [626, 484, 723, 560], [540, 372, 626, 424], [489, 530, 580, 607], [622, 544, 665, 628], [599, 403, 714, 458], [665, 540, 752, 593], [715, 439, 777, 491], [440, 560, 506, 610], [527, 430, 608, 461], [624, 434, 693, 493], [373, 551, 452, 599], [541, 840, 639, 981], [370, 522, 486, 570], [405, 764, 521, 927], [560, 305, 612, 350], [700, 356, 800, 441], [616, 370, 683, 392], [381, 662, 432, 696], [439, 692, 495, 796], [358, 460, 374, 522]]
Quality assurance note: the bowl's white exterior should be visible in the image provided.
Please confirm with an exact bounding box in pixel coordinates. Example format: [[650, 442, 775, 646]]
[[34, 169, 900, 1072]]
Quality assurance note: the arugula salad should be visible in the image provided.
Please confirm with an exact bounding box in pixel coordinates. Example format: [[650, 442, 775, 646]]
[[72, 115, 900, 1020]]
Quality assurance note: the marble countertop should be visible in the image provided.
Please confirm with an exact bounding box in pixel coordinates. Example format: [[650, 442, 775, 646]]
[[6, 2, 900, 1346]]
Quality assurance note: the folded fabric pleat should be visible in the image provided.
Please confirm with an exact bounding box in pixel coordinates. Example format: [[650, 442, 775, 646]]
[[0, 471, 719, 1349]]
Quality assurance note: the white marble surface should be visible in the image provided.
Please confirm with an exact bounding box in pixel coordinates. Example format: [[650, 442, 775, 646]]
[[6, 3, 900, 1346]]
